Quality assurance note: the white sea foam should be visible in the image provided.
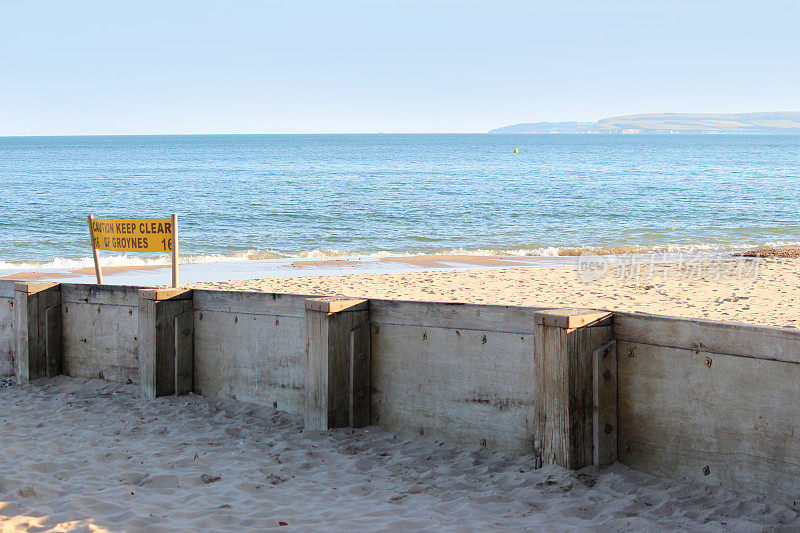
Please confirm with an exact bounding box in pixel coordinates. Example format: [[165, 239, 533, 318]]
[[2, 242, 799, 272]]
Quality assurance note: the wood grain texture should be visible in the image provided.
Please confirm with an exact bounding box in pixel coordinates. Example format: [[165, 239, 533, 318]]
[[62, 301, 139, 384], [174, 309, 193, 395], [305, 306, 369, 430], [14, 284, 60, 383], [370, 299, 544, 334], [193, 289, 314, 317], [44, 304, 62, 377], [371, 322, 536, 453], [0, 296, 14, 378], [533, 321, 613, 469], [61, 284, 141, 307], [593, 340, 617, 467], [193, 309, 306, 413], [138, 296, 192, 398], [349, 322, 371, 427], [617, 340, 800, 501], [614, 312, 800, 364], [0, 280, 17, 299]]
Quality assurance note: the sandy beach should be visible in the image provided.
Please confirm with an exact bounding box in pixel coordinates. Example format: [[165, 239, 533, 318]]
[[2, 376, 798, 531], [191, 257, 800, 329]]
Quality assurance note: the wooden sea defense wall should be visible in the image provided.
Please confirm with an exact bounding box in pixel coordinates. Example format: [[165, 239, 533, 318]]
[[61, 284, 140, 384], [0, 281, 16, 377], [4, 281, 800, 502], [613, 312, 800, 503], [368, 300, 543, 454], [192, 289, 314, 415]]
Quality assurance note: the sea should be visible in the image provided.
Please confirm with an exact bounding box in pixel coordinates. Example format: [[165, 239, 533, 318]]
[[1, 134, 798, 283]]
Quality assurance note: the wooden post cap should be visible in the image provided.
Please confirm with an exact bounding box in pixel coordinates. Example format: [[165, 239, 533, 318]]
[[534, 309, 612, 329], [138, 288, 193, 301], [14, 281, 60, 294], [305, 298, 369, 313]]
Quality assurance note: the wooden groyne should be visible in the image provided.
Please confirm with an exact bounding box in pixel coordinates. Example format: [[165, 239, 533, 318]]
[[1, 279, 798, 504]]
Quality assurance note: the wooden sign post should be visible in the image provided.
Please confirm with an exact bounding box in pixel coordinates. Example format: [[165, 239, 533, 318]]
[[87, 214, 180, 287]]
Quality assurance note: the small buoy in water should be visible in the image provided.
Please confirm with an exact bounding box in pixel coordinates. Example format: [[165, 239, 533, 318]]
[[513, 148, 519, 153]]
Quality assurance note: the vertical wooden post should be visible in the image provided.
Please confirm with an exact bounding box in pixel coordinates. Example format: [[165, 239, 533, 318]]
[[305, 298, 370, 430], [170, 213, 179, 288], [14, 282, 61, 383], [593, 339, 617, 466], [87, 215, 103, 284], [533, 309, 613, 470], [138, 288, 192, 399]]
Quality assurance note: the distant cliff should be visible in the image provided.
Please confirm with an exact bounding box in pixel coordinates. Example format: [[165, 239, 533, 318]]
[[489, 112, 800, 134]]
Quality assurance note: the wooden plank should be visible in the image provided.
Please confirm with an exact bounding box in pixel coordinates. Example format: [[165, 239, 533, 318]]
[[61, 283, 141, 307], [62, 301, 139, 384], [534, 309, 612, 329], [13, 287, 31, 382], [13, 284, 60, 382], [614, 312, 800, 364], [533, 317, 613, 469], [139, 288, 191, 301], [305, 302, 370, 430], [349, 321, 371, 427], [14, 281, 59, 294], [370, 299, 545, 334], [305, 305, 330, 430], [305, 298, 368, 313], [193, 289, 314, 317], [593, 340, 617, 466], [617, 340, 800, 501], [44, 304, 62, 377], [371, 322, 536, 453], [138, 297, 158, 397], [174, 309, 193, 395], [193, 309, 306, 413], [0, 297, 14, 377], [0, 280, 18, 299]]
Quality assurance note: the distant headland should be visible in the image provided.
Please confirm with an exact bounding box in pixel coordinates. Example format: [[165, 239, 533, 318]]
[[489, 112, 800, 134]]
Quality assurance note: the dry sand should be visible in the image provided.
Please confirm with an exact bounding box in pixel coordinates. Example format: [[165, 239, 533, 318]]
[[2, 377, 798, 531], [192, 257, 800, 329]]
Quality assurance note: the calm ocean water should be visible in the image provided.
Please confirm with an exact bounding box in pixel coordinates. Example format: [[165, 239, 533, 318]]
[[0, 134, 798, 268]]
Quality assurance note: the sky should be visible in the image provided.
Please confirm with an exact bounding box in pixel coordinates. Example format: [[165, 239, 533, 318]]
[[1, 0, 798, 135]]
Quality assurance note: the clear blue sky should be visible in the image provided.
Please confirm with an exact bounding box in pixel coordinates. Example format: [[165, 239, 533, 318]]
[[1, 0, 798, 135]]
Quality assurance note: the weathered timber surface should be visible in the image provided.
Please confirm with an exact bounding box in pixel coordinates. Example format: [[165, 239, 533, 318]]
[[193, 290, 315, 317], [61, 283, 141, 307], [193, 309, 306, 413], [62, 300, 139, 384], [139, 297, 192, 398], [44, 304, 62, 377], [614, 312, 800, 364], [349, 321, 371, 427], [370, 299, 544, 334], [370, 322, 536, 453], [305, 305, 369, 430], [617, 340, 800, 502], [14, 283, 60, 383], [0, 280, 17, 299], [592, 340, 617, 466], [174, 309, 194, 395], [533, 318, 613, 470], [0, 295, 14, 377]]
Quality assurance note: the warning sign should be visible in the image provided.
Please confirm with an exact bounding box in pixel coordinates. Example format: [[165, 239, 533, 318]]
[[89, 218, 173, 252]]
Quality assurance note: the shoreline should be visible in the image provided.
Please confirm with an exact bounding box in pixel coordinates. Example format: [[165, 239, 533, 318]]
[[0, 248, 750, 285]]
